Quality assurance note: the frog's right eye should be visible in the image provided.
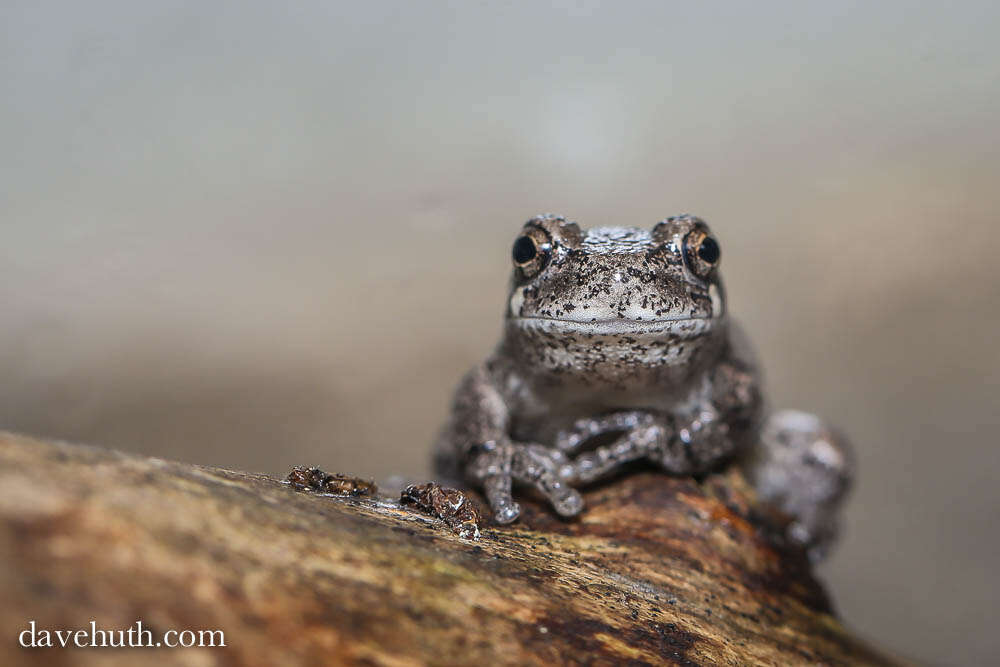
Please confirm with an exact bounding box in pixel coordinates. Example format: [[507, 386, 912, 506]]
[[511, 227, 552, 277], [512, 236, 537, 263]]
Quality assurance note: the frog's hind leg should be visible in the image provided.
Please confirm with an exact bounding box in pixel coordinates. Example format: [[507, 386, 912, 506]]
[[744, 410, 854, 562]]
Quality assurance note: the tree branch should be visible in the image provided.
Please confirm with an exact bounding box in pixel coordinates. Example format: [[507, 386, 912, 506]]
[[0, 432, 895, 665]]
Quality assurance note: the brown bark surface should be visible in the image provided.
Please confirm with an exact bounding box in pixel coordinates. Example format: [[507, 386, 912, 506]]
[[0, 431, 896, 666]]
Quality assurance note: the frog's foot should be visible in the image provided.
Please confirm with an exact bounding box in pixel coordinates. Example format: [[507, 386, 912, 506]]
[[467, 441, 583, 524], [569, 420, 671, 484], [554, 411, 658, 454], [744, 410, 854, 562]]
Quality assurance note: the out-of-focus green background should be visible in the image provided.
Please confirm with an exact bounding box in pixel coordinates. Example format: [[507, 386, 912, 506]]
[[2, 3, 998, 664]]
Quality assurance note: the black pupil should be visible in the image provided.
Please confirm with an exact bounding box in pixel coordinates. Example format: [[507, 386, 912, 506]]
[[697, 237, 720, 263], [512, 236, 537, 264]]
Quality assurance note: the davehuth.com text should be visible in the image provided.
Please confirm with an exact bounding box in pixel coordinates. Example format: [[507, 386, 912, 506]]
[[18, 621, 225, 648]]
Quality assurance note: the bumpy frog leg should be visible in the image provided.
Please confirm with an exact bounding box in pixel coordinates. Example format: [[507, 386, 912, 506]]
[[743, 410, 853, 562], [567, 359, 762, 484], [553, 411, 660, 454], [447, 365, 583, 523], [569, 417, 671, 484]]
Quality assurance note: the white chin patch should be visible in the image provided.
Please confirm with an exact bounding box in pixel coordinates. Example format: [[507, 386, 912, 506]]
[[709, 283, 723, 317], [509, 286, 526, 317]]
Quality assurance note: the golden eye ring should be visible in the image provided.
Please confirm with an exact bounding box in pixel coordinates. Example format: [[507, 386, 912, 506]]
[[683, 229, 721, 279], [511, 226, 552, 277]]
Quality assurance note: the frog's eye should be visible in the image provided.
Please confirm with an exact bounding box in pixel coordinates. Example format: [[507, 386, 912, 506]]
[[697, 236, 720, 263], [511, 226, 553, 277], [512, 236, 537, 263], [683, 228, 721, 278]]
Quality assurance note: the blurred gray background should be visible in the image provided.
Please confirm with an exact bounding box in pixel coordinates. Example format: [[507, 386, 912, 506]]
[[2, 2, 998, 664]]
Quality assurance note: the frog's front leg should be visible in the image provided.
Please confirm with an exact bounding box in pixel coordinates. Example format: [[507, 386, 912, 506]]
[[553, 411, 660, 454], [567, 359, 762, 484], [443, 364, 583, 524], [554, 411, 682, 485]]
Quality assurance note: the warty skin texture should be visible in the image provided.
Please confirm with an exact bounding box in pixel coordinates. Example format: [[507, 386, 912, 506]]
[[437, 214, 851, 560]]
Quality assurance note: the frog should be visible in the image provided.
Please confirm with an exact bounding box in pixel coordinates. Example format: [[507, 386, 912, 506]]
[[435, 214, 852, 560]]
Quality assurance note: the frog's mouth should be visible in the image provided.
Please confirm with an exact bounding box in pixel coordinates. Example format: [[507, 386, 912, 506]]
[[509, 315, 716, 338]]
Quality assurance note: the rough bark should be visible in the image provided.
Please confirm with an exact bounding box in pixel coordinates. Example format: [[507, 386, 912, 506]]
[[0, 431, 896, 666]]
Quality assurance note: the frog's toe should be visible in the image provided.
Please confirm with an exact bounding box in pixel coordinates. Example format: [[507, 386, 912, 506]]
[[493, 501, 522, 524], [482, 470, 521, 525], [510, 445, 585, 517], [550, 487, 584, 517]]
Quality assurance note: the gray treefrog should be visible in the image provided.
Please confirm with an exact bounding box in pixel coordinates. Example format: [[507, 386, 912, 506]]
[[435, 215, 851, 560]]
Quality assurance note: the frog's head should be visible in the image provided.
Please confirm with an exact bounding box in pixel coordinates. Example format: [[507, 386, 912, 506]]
[[503, 214, 727, 379]]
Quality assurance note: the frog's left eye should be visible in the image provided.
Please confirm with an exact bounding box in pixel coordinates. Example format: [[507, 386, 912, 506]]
[[511, 226, 553, 278], [512, 236, 537, 263], [683, 229, 721, 279]]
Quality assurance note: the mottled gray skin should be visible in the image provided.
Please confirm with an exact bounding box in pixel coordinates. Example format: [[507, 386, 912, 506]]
[[436, 214, 851, 560]]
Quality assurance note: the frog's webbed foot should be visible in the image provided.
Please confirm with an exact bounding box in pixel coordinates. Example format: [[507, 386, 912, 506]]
[[467, 441, 583, 524]]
